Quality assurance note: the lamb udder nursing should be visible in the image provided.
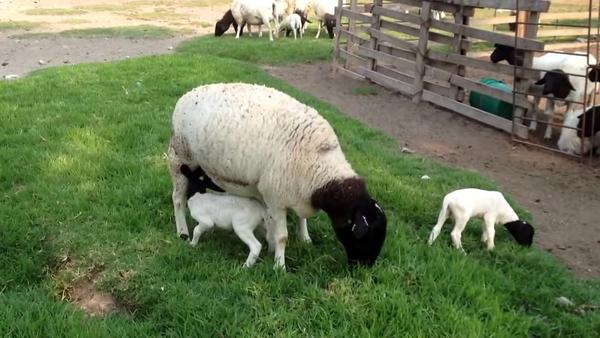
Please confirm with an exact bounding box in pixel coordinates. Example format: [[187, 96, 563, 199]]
[[168, 83, 387, 270]]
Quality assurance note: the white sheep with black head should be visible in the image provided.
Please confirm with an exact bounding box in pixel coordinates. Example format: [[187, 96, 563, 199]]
[[168, 83, 387, 270]]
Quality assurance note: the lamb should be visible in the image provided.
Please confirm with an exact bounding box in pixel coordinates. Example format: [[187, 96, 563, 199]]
[[427, 188, 534, 250], [279, 13, 310, 39], [187, 191, 267, 267], [168, 83, 387, 269], [490, 44, 596, 139], [313, 0, 338, 39], [180, 164, 225, 198], [231, 0, 278, 41], [557, 107, 600, 155]]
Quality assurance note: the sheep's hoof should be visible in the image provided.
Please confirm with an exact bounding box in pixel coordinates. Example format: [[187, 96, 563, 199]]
[[179, 233, 189, 241]]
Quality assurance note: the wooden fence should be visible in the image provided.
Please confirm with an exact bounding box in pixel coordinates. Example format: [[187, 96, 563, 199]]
[[333, 0, 551, 138]]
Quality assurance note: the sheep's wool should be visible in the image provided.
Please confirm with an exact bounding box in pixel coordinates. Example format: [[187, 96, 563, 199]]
[[171, 83, 356, 218]]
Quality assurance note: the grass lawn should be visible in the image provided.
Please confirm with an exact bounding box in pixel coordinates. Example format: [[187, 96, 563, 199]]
[[11, 25, 185, 40], [1, 36, 599, 337]]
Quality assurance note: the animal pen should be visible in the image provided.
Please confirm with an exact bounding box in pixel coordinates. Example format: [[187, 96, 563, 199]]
[[333, 0, 600, 163]]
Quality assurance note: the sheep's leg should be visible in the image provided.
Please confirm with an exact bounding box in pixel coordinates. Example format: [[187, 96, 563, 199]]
[[450, 216, 469, 250], [258, 25, 263, 38], [315, 21, 322, 39], [297, 217, 311, 243], [529, 96, 542, 131], [267, 208, 288, 269], [189, 221, 214, 246], [234, 226, 262, 267], [482, 214, 496, 251], [168, 138, 190, 240], [543, 99, 556, 140], [236, 20, 245, 39], [427, 203, 450, 245]]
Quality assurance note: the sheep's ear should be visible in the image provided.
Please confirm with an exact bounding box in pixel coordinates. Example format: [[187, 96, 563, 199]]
[[350, 210, 370, 239], [534, 77, 546, 85]]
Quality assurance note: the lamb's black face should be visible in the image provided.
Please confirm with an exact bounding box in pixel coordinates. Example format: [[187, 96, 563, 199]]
[[588, 67, 600, 82], [332, 198, 387, 266], [534, 70, 574, 99], [503, 220, 534, 246]]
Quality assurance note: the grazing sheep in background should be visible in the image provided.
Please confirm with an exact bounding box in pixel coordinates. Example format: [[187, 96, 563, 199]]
[[490, 44, 597, 139], [313, 0, 338, 39], [214, 10, 239, 37], [294, 0, 314, 29], [427, 188, 534, 250], [231, 0, 278, 41], [557, 107, 600, 155], [280, 13, 310, 39], [168, 83, 387, 269], [187, 191, 267, 267]]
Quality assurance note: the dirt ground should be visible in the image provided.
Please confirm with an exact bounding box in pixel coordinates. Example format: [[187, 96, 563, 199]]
[[1, 1, 598, 278]]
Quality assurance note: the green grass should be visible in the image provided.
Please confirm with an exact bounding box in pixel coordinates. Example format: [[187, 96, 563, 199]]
[[351, 85, 378, 96], [0, 20, 40, 31], [1, 36, 599, 337], [24, 8, 88, 16], [11, 25, 181, 40]]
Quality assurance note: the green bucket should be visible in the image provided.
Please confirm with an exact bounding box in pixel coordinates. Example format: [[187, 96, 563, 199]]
[[469, 77, 514, 120]]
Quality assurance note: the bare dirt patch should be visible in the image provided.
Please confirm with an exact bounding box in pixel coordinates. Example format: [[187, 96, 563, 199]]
[[265, 63, 600, 278]]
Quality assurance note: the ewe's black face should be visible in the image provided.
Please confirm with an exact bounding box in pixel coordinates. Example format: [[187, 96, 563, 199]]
[[576, 106, 600, 138], [324, 14, 336, 39], [490, 44, 523, 66], [215, 21, 227, 36], [534, 70, 574, 99], [503, 220, 534, 246], [332, 197, 387, 266]]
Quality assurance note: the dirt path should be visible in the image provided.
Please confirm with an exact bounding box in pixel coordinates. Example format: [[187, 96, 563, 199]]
[[266, 63, 600, 278]]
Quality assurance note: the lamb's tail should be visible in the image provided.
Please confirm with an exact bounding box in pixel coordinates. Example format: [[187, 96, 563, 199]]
[[427, 197, 450, 245]]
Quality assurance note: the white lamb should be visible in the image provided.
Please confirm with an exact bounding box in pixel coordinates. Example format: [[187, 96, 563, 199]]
[[231, 0, 278, 41], [188, 192, 266, 267], [168, 83, 387, 270], [279, 13, 304, 39], [557, 107, 600, 155], [427, 188, 534, 250]]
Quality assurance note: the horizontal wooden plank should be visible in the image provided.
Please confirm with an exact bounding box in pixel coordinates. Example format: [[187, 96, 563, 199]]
[[337, 29, 369, 45], [378, 43, 417, 61], [338, 48, 368, 65], [361, 67, 416, 96], [340, 8, 372, 22], [376, 64, 454, 97], [356, 45, 415, 70], [540, 11, 593, 21], [537, 28, 594, 38], [471, 16, 515, 26], [430, 19, 544, 50], [336, 65, 366, 80], [380, 19, 472, 49], [422, 90, 514, 133], [433, 0, 550, 12], [373, 6, 420, 25], [428, 50, 541, 80], [369, 28, 418, 52], [388, 0, 475, 15]]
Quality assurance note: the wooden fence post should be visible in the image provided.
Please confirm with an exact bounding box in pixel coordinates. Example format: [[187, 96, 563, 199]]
[[450, 5, 468, 102], [412, 1, 431, 103], [367, 0, 383, 71], [513, 10, 539, 139], [332, 0, 344, 71]]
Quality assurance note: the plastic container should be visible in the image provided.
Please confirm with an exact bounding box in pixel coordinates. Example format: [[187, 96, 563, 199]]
[[469, 77, 514, 120]]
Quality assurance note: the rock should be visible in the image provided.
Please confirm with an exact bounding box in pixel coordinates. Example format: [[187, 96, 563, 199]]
[[1, 62, 7, 66], [421, 175, 431, 180], [4, 74, 19, 80], [38, 59, 45, 65], [556, 296, 574, 307], [167, 46, 174, 50]]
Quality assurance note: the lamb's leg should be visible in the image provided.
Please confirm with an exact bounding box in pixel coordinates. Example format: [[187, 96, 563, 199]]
[[234, 226, 262, 267], [482, 214, 496, 250], [315, 21, 322, 39], [293, 27, 297, 40], [529, 96, 542, 131], [297, 217, 311, 243], [267, 208, 288, 269], [450, 216, 469, 250], [258, 24, 263, 38], [543, 99, 556, 140], [189, 221, 214, 246], [168, 138, 190, 240]]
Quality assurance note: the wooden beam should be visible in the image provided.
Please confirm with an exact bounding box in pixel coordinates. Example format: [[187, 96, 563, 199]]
[[333, 0, 344, 69], [367, 0, 384, 71], [380, 19, 472, 49], [412, 1, 431, 103], [340, 7, 371, 23], [369, 28, 418, 52], [388, 0, 475, 15], [361, 67, 416, 96], [432, 0, 550, 12]]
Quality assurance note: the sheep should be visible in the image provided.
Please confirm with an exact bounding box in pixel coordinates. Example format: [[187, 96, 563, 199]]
[[279, 13, 310, 39], [168, 83, 387, 269], [187, 191, 267, 267], [313, 0, 337, 39], [557, 107, 600, 155], [427, 188, 535, 250], [214, 9, 239, 37], [231, 0, 278, 41], [490, 44, 597, 139]]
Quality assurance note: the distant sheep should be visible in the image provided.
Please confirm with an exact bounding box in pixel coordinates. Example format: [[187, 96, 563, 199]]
[[231, 0, 278, 41], [427, 188, 534, 250], [214, 10, 239, 37], [279, 13, 310, 39], [168, 83, 387, 269], [313, 0, 338, 39]]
